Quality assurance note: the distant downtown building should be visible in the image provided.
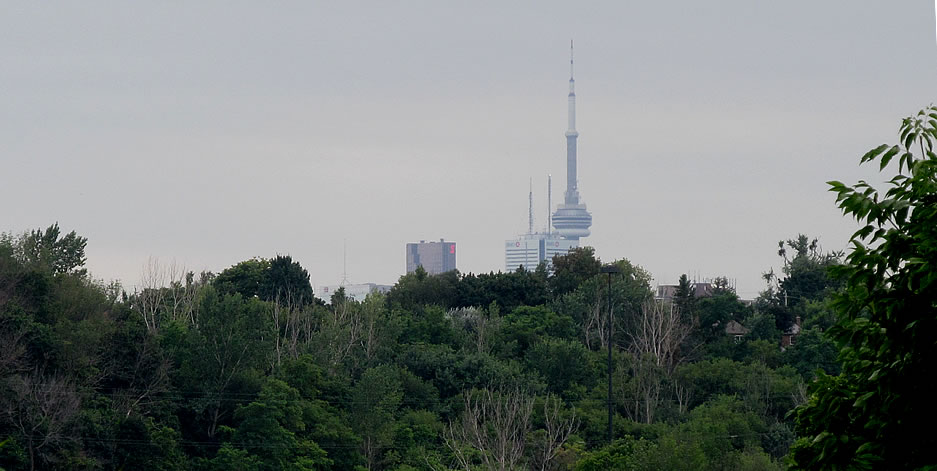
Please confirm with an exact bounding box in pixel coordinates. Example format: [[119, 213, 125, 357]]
[[406, 239, 456, 275], [655, 281, 714, 301], [505, 233, 577, 272], [316, 283, 392, 304]]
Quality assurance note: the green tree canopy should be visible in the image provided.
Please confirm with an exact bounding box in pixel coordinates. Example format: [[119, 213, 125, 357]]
[[17, 224, 88, 276], [214, 256, 315, 307], [214, 258, 270, 299], [550, 247, 602, 297], [259, 255, 314, 307]]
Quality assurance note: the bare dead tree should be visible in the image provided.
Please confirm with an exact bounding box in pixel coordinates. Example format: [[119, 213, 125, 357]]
[[284, 303, 315, 359], [135, 258, 202, 332], [530, 395, 580, 471], [0, 326, 28, 377], [629, 300, 692, 373], [582, 289, 608, 350], [271, 292, 288, 368], [165, 260, 185, 321], [314, 295, 363, 373], [448, 307, 500, 354], [792, 380, 809, 408], [357, 295, 386, 367], [1, 372, 81, 471], [166, 262, 199, 326], [673, 373, 693, 416], [626, 354, 662, 424], [111, 335, 171, 418], [627, 299, 692, 424], [746, 362, 776, 418], [615, 354, 639, 423], [445, 387, 534, 471], [206, 330, 252, 439], [136, 257, 167, 332]]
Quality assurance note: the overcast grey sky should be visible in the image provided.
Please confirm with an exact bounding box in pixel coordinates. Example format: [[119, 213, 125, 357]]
[[2, 2, 935, 298]]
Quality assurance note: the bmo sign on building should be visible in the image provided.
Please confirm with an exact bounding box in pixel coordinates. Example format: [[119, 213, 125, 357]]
[[505, 234, 577, 272]]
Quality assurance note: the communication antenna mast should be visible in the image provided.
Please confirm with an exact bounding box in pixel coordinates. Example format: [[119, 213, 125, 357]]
[[547, 174, 552, 234], [528, 178, 534, 235], [341, 239, 349, 285]]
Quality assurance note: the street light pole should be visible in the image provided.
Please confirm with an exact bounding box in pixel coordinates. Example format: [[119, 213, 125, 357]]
[[600, 264, 621, 445]]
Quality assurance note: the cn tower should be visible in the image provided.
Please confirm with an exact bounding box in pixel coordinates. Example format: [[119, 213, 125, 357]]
[[552, 41, 592, 241]]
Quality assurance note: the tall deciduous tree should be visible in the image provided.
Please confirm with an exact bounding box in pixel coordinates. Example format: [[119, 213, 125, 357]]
[[776, 235, 842, 309], [259, 255, 314, 307], [791, 106, 937, 469], [214, 258, 270, 299], [16, 224, 87, 276], [549, 247, 602, 297], [759, 235, 842, 332], [228, 378, 331, 470], [177, 287, 272, 439], [351, 365, 402, 470]]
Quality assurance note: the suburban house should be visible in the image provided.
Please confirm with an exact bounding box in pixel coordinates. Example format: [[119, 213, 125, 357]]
[[781, 316, 802, 348], [724, 320, 750, 343]]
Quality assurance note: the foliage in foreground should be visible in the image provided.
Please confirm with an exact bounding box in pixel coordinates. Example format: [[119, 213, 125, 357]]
[[791, 106, 937, 469]]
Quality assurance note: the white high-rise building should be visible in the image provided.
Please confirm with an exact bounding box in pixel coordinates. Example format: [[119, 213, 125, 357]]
[[505, 234, 577, 272], [506, 175, 577, 271]]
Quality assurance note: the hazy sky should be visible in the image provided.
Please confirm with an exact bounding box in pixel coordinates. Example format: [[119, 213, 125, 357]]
[[2, 2, 935, 299]]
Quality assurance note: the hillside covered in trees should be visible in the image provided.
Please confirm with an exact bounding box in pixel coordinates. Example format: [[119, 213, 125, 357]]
[[0, 223, 844, 470], [4, 108, 937, 470]]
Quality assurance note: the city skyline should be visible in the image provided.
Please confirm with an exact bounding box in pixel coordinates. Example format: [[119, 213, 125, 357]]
[[2, 2, 936, 298]]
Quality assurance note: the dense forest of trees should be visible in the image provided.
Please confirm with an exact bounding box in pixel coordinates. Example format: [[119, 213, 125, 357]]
[[1, 225, 843, 470], [2, 107, 935, 470]]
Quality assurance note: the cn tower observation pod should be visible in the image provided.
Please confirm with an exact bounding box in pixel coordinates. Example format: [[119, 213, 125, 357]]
[[552, 203, 592, 240]]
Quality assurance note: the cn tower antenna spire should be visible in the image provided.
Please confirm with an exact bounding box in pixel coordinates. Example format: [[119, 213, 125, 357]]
[[548, 174, 552, 235], [528, 178, 534, 235], [570, 39, 574, 80], [565, 39, 579, 200]]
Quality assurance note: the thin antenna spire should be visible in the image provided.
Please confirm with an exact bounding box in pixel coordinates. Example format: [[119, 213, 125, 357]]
[[570, 39, 574, 80], [341, 239, 348, 285], [547, 174, 552, 234], [528, 178, 534, 235]]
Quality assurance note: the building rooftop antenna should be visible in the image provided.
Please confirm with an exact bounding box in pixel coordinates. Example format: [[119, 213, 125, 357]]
[[570, 39, 574, 80], [547, 174, 552, 235], [341, 239, 349, 286], [528, 178, 534, 235]]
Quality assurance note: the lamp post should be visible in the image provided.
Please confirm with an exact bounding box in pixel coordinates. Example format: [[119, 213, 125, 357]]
[[600, 264, 621, 445]]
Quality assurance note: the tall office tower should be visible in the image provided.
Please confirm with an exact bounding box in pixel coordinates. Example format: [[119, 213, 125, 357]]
[[406, 239, 457, 275], [551, 41, 593, 241]]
